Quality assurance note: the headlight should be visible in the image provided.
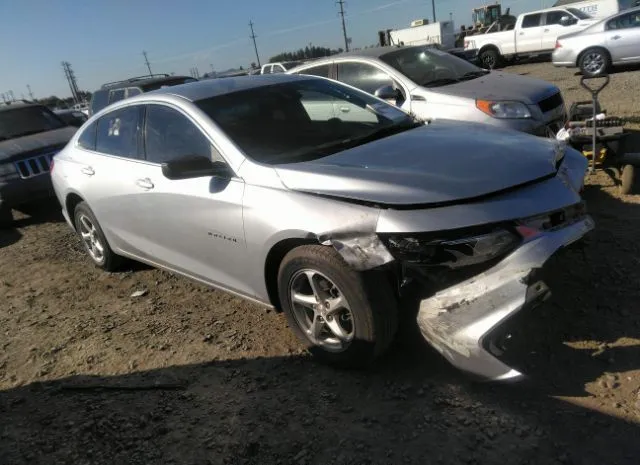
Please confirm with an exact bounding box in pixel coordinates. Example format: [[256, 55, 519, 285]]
[[476, 100, 532, 119], [380, 228, 520, 268]]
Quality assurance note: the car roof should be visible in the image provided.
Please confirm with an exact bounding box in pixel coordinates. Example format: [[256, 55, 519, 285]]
[[98, 75, 194, 91], [333, 45, 415, 59], [0, 102, 43, 113], [146, 73, 313, 102]]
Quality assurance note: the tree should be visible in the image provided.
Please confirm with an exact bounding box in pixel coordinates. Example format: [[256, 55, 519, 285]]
[[250, 62, 257, 69], [269, 44, 343, 63]]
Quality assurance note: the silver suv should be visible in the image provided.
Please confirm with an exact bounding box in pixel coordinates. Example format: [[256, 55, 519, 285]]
[[51, 75, 593, 380]]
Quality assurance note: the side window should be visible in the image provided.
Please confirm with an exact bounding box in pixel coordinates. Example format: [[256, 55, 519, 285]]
[[336, 62, 395, 95], [126, 87, 142, 98], [144, 105, 223, 164], [522, 13, 543, 28], [262, 65, 272, 74], [545, 11, 566, 25], [272, 65, 285, 74], [77, 120, 97, 151], [95, 106, 142, 158], [298, 90, 336, 121], [297, 64, 331, 78], [607, 12, 640, 30], [108, 89, 126, 104]]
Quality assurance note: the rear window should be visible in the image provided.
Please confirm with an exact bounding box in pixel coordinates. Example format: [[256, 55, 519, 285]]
[[522, 13, 542, 28], [90, 90, 109, 115], [295, 64, 331, 78]]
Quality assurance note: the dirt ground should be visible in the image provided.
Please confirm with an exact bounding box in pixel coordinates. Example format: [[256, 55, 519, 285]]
[[1, 62, 640, 465]]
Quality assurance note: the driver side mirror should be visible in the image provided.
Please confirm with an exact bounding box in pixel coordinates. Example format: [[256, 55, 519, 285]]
[[161, 155, 232, 180], [560, 15, 577, 26], [374, 85, 401, 101]]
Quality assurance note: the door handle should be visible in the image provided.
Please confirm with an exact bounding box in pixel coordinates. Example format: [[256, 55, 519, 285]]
[[544, 28, 549, 32], [612, 35, 622, 40], [339, 106, 351, 113], [519, 32, 525, 35], [135, 178, 154, 190], [81, 166, 95, 176]]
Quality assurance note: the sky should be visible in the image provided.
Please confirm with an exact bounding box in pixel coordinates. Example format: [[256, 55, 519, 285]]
[[0, 0, 551, 99]]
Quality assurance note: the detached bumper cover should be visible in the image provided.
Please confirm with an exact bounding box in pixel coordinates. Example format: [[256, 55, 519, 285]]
[[417, 215, 594, 381]]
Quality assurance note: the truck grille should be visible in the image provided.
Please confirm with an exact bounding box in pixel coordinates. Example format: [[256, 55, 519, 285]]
[[14, 152, 56, 179], [538, 92, 564, 114]]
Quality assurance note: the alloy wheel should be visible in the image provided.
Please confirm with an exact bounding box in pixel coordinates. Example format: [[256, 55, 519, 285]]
[[583, 52, 605, 75], [289, 269, 355, 352], [78, 213, 105, 264]]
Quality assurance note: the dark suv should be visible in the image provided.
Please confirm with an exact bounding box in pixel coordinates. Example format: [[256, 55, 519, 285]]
[[0, 102, 77, 226], [89, 74, 197, 116]]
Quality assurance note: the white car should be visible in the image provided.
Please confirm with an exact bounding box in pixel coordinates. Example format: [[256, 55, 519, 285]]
[[553, 6, 640, 76]]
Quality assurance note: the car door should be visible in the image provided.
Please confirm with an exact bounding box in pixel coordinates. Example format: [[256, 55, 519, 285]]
[[131, 103, 249, 294], [606, 11, 640, 62], [517, 13, 544, 53], [542, 10, 569, 50], [74, 104, 150, 256], [335, 61, 408, 119]]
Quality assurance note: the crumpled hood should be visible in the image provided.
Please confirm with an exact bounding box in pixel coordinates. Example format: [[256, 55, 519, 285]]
[[0, 127, 76, 162], [427, 71, 559, 105], [275, 121, 564, 206]]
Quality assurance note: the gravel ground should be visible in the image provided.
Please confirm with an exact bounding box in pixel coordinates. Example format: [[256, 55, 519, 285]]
[[1, 62, 640, 465]]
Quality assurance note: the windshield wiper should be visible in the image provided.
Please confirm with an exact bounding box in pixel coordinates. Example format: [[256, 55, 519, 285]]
[[422, 78, 460, 88], [459, 70, 490, 81]]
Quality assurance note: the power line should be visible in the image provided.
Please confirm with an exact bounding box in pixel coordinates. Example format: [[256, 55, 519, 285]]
[[337, 0, 349, 52], [249, 20, 261, 68], [143, 51, 153, 75]]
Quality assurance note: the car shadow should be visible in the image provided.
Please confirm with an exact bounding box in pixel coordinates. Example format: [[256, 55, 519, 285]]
[[574, 62, 640, 77], [1, 350, 638, 465], [11, 200, 64, 228]]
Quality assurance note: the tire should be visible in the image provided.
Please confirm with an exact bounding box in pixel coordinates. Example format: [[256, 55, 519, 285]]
[[620, 164, 638, 195], [479, 48, 501, 70], [277, 245, 398, 368], [73, 201, 123, 271], [579, 48, 610, 78], [0, 205, 13, 229]]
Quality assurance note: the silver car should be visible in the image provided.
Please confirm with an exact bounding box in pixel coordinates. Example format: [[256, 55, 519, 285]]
[[553, 6, 640, 77], [51, 75, 593, 380], [288, 45, 567, 137]]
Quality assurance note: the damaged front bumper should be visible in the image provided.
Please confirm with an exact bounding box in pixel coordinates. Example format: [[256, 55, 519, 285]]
[[417, 215, 594, 381]]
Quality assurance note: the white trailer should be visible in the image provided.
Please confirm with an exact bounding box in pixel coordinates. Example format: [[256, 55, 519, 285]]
[[552, 0, 637, 19], [389, 20, 456, 49]]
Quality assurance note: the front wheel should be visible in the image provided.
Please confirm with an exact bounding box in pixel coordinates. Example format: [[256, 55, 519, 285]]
[[580, 48, 610, 78], [620, 164, 639, 195], [278, 245, 398, 368], [479, 49, 501, 70]]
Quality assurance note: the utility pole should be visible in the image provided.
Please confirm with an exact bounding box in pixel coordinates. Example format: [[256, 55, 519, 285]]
[[143, 51, 153, 75], [27, 84, 34, 100], [337, 0, 349, 52], [62, 61, 81, 104], [432, 0, 437, 23], [249, 20, 261, 68]]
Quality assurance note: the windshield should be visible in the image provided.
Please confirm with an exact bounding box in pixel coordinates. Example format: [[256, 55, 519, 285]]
[[0, 106, 66, 141], [195, 78, 418, 165], [379, 46, 488, 88], [567, 8, 591, 19]]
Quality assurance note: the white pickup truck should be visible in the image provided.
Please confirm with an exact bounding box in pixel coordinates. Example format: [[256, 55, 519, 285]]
[[465, 7, 598, 68]]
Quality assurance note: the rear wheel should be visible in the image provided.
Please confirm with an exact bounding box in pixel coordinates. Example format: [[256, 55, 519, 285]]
[[74, 201, 123, 271], [580, 48, 610, 78], [479, 48, 501, 70], [278, 245, 397, 368]]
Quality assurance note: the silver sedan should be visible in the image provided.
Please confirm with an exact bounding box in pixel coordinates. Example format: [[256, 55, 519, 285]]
[[51, 74, 592, 380], [553, 6, 640, 77]]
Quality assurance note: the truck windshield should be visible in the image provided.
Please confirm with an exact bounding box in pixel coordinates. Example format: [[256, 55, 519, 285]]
[[567, 8, 591, 19], [380, 46, 488, 88], [0, 106, 66, 141]]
